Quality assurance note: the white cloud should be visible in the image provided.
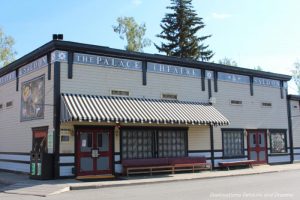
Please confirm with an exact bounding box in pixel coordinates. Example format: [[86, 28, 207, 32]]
[[131, 0, 142, 6], [211, 12, 232, 20]]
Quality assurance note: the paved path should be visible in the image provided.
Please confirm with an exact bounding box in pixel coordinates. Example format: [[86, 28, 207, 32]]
[[1, 163, 300, 197], [1, 169, 300, 200]]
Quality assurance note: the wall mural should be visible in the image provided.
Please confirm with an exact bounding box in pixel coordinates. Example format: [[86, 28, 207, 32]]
[[21, 75, 45, 121]]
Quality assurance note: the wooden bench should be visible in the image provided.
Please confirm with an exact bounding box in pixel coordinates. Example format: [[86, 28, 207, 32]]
[[219, 160, 256, 170], [170, 157, 211, 173], [173, 163, 211, 173], [122, 157, 211, 176]]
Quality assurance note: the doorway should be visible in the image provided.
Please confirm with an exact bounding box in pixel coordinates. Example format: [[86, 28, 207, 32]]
[[247, 130, 267, 164], [76, 128, 113, 176], [32, 127, 48, 153]]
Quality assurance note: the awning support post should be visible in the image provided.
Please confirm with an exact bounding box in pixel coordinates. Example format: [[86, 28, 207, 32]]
[[209, 124, 215, 169]]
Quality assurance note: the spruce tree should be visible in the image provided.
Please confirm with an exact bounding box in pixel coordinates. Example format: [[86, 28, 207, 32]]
[[155, 0, 213, 61]]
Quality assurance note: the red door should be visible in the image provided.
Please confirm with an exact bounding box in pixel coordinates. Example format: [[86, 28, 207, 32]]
[[76, 128, 113, 176], [247, 130, 267, 164]]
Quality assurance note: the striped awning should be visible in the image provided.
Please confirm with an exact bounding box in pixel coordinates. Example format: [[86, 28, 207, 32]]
[[61, 94, 229, 126]]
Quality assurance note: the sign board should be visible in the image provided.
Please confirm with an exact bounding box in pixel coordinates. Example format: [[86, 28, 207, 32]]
[[92, 149, 99, 158], [19, 56, 48, 77], [0, 71, 16, 86], [74, 53, 142, 71], [147, 62, 201, 78]]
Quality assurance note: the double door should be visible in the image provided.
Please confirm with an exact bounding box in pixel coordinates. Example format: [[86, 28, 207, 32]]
[[76, 128, 113, 176], [247, 130, 267, 164]]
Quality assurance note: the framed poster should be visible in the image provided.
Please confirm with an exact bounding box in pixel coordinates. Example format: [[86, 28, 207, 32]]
[[21, 75, 45, 121]]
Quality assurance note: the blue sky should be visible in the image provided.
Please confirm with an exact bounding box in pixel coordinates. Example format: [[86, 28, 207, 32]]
[[1, 0, 300, 93]]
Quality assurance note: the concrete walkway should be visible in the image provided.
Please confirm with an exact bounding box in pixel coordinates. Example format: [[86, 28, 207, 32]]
[[1, 163, 300, 197]]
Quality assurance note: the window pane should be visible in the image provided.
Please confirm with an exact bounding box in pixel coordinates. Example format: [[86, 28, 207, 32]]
[[122, 129, 187, 159], [122, 129, 153, 159], [223, 130, 244, 158], [157, 129, 187, 158]]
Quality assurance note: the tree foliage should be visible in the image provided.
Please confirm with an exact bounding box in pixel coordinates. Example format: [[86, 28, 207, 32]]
[[0, 28, 16, 68], [113, 17, 151, 52], [218, 57, 237, 66], [292, 61, 300, 94], [155, 0, 213, 61], [253, 66, 263, 71]]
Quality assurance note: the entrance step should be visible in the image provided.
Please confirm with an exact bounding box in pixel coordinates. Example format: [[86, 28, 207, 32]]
[[76, 174, 115, 180]]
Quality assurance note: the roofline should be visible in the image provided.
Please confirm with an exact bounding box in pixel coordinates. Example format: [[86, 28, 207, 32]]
[[0, 40, 292, 81], [288, 94, 300, 101]]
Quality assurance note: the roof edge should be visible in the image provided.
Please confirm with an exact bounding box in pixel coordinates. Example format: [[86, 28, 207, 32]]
[[0, 40, 292, 81], [288, 94, 300, 101]]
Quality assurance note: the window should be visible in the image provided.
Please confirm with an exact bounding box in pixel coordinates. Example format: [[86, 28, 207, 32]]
[[60, 135, 70, 143], [262, 102, 272, 107], [111, 90, 129, 96], [121, 128, 187, 159], [158, 129, 186, 157], [162, 93, 178, 100], [6, 101, 13, 108], [293, 105, 298, 109], [222, 129, 244, 158], [122, 129, 153, 159], [270, 130, 287, 153], [230, 100, 242, 105], [0, 104, 3, 110]]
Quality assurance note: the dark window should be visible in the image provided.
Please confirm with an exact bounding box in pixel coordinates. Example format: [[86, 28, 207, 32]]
[[222, 129, 244, 158], [230, 100, 242, 105], [111, 90, 129, 96], [60, 135, 70, 142], [270, 130, 287, 153], [162, 93, 178, 100], [0, 104, 3, 109], [97, 134, 103, 147], [6, 101, 13, 108], [158, 129, 186, 157], [121, 128, 187, 159], [262, 102, 272, 107], [122, 129, 153, 159]]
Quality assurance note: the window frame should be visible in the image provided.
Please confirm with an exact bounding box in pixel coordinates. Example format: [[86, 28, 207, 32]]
[[111, 89, 130, 97], [230, 100, 243, 106], [6, 101, 13, 108], [269, 129, 288, 154], [222, 128, 245, 159], [261, 102, 272, 108], [161, 93, 178, 100], [157, 129, 187, 158], [120, 127, 188, 160], [121, 128, 154, 159]]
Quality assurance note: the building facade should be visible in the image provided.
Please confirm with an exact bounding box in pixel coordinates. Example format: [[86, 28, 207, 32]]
[[0, 39, 293, 179], [288, 95, 300, 162]]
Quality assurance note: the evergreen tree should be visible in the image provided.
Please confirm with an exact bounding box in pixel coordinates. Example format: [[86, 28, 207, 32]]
[[155, 0, 213, 61]]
